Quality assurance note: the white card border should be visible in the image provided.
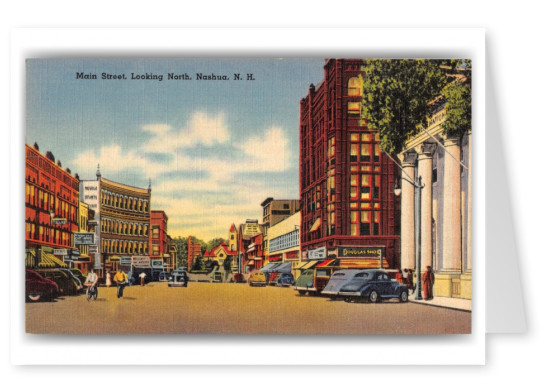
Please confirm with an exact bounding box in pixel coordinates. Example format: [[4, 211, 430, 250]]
[[10, 27, 485, 365]]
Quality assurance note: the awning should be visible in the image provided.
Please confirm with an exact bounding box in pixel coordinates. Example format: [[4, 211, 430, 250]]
[[309, 217, 321, 232], [260, 262, 281, 272], [246, 260, 255, 266], [300, 260, 319, 270], [26, 249, 67, 268], [294, 261, 308, 269], [315, 259, 339, 268], [272, 262, 292, 273]]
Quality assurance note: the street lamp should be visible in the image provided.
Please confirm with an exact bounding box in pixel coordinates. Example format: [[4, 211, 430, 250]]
[[394, 175, 425, 301]]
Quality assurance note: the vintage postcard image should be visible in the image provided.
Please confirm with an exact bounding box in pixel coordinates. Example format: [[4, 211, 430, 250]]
[[24, 58, 472, 334]]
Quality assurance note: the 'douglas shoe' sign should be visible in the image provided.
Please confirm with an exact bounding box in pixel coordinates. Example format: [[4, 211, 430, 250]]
[[337, 246, 385, 258], [119, 256, 132, 266], [74, 233, 95, 245]]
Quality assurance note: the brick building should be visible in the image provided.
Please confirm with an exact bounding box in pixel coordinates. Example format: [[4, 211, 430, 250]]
[[299, 59, 400, 268], [25, 143, 80, 268]]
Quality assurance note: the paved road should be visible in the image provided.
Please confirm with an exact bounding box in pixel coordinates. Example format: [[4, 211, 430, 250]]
[[25, 282, 471, 334]]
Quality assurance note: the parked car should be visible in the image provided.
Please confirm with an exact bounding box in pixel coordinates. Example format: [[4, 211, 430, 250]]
[[168, 270, 189, 287], [70, 268, 87, 284], [248, 271, 267, 287], [322, 269, 365, 298], [158, 272, 170, 282], [276, 273, 295, 287], [35, 269, 82, 296], [232, 273, 246, 283], [25, 269, 59, 301], [339, 270, 409, 303], [295, 266, 336, 295], [268, 272, 280, 286]]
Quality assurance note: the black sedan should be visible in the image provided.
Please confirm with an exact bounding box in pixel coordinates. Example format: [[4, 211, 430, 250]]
[[339, 270, 409, 303]]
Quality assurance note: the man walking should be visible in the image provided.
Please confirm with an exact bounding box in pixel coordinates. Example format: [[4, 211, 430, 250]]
[[113, 269, 128, 298], [139, 271, 146, 286]]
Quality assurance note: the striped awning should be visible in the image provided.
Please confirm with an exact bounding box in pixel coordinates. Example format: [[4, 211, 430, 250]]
[[300, 260, 319, 270], [26, 249, 67, 268]]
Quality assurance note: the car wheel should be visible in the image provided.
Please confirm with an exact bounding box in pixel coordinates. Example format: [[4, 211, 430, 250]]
[[368, 290, 379, 303], [298, 291, 306, 296], [344, 297, 352, 303], [399, 290, 408, 302], [27, 294, 41, 301]]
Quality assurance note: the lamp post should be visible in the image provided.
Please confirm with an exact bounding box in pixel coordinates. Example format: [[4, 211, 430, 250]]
[[394, 175, 425, 301]]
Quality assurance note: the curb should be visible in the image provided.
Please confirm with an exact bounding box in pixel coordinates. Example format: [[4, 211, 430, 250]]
[[408, 298, 472, 313]]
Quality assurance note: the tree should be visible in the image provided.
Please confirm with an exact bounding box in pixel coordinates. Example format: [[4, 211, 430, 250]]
[[192, 255, 204, 271], [206, 237, 225, 251], [441, 77, 471, 139], [360, 59, 467, 154], [172, 236, 188, 268]]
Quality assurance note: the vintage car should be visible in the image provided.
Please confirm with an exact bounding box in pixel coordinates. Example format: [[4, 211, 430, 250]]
[[168, 270, 189, 287], [70, 268, 87, 284], [268, 272, 280, 285], [248, 271, 267, 287], [158, 272, 170, 282], [25, 269, 59, 301], [339, 269, 409, 303], [35, 268, 82, 296], [276, 272, 295, 287], [322, 269, 366, 298], [232, 273, 246, 283], [295, 269, 315, 295]]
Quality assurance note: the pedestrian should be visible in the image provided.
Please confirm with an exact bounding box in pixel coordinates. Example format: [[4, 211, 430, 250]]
[[422, 265, 435, 300], [113, 269, 128, 298], [406, 269, 414, 293], [139, 271, 146, 286], [395, 269, 403, 284], [106, 271, 112, 288]]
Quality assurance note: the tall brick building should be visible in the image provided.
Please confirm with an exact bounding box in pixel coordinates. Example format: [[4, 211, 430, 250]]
[[299, 59, 400, 268]]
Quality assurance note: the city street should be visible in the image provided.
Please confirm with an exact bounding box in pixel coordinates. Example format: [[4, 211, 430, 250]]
[[25, 282, 471, 335]]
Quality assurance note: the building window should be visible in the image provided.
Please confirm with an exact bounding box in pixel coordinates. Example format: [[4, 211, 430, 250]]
[[348, 77, 362, 96], [152, 226, 160, 239], [348, 101, 361, 116]]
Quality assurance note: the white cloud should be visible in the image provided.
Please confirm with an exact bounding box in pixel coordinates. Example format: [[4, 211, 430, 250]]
[[72, 116, 296, 239], [143, 111, 229, 153], [235, 127, 290, 172]]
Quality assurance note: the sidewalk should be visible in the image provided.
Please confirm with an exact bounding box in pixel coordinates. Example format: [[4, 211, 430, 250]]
[[408, 293, 471, 312]]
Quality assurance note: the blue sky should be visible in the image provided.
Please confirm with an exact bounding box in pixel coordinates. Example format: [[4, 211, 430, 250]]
[[26, 58, 325, 240]]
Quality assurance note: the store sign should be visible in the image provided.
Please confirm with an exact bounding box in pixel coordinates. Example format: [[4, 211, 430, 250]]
[[53, 249, 68, 256], [243, 223, 260, 236], [285, 250, 299, 259], [74, 233, 95, 245], [151, 259, 164, 269], [89, 245, 98, 253], [120, 256, 132, 266], [131, 256, 151, 268], [52, 218, 67, 225], [307, 246, 327, 260], [337, 246, 385, 258]]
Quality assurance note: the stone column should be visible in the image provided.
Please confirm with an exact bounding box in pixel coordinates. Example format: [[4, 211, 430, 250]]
[[417, 142, 436, 272], [467, 131, 472, 272], [400, 150, 418, 271], [442, 137, 462, 273]]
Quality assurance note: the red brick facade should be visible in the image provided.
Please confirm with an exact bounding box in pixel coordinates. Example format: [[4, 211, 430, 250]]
[[299, 59, 400, 268]]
